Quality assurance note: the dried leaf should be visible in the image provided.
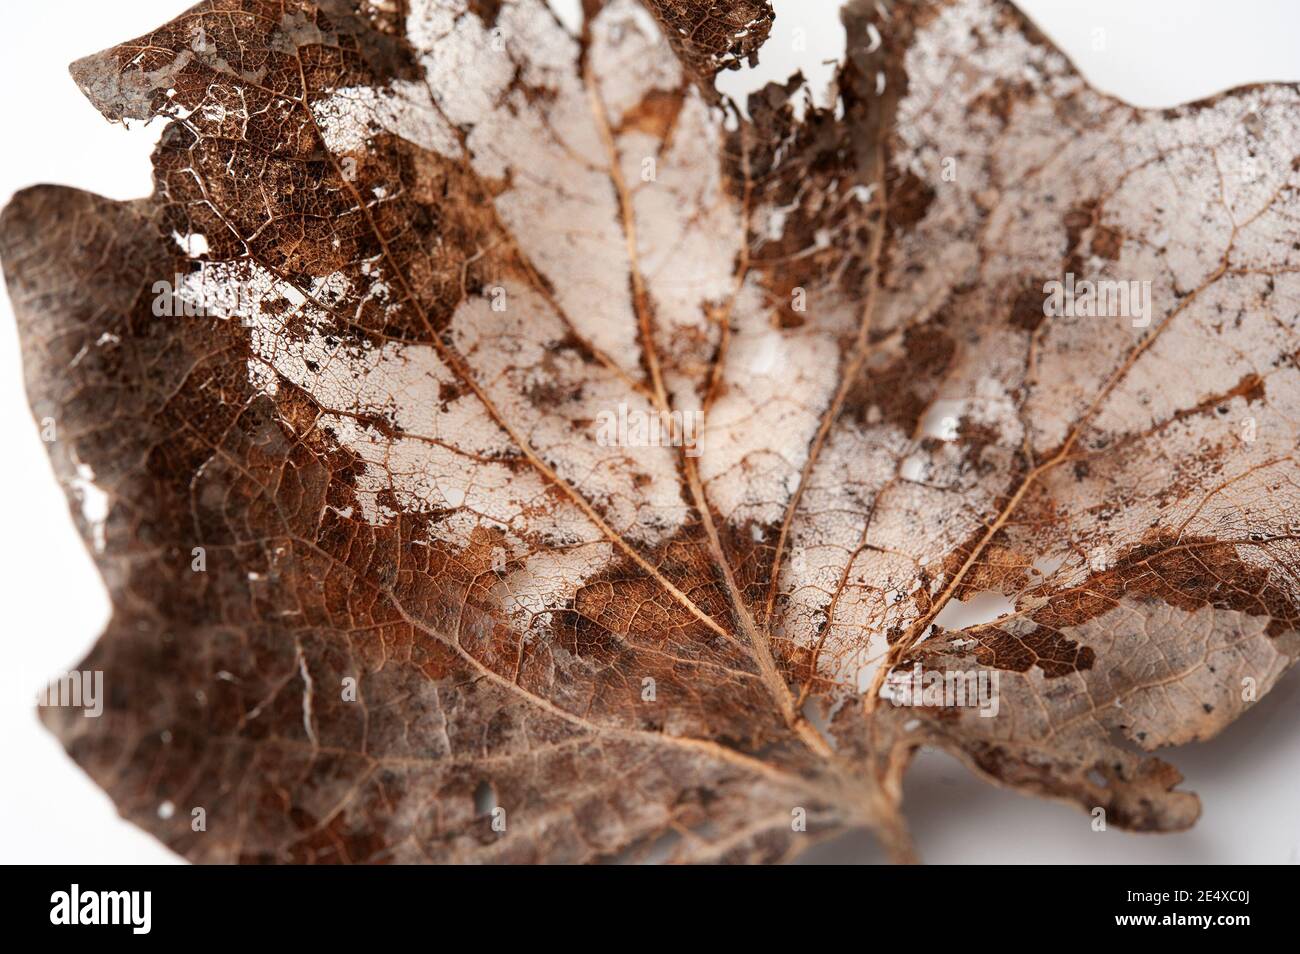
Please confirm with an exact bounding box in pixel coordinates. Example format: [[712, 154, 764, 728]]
[[3, 0, 1298, 863]]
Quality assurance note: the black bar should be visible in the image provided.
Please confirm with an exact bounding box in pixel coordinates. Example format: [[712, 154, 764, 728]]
[[10, 865, 1279, 940]]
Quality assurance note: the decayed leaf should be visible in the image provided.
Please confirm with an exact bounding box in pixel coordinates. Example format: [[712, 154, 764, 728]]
[[2, 0, 1298, 863]]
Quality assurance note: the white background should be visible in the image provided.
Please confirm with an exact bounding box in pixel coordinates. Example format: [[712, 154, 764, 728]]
[[1, 0, 1298, 865]]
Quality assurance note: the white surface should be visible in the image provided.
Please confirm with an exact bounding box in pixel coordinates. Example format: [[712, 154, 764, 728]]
[[0, 0, 1297, 865]]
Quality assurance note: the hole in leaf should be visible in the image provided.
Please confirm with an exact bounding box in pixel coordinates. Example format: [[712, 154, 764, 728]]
[[473, 779, 497, 817]]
